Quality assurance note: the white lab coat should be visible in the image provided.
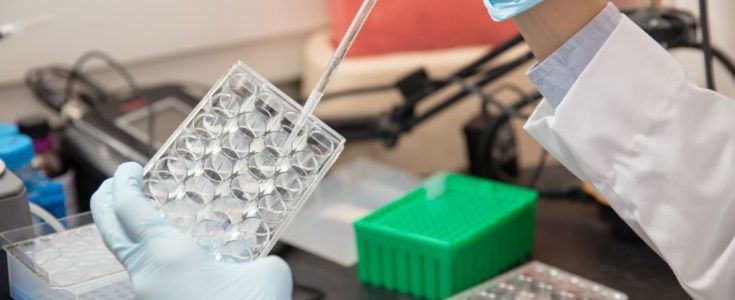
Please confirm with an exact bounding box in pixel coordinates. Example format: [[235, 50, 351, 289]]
[[524, 16, 735, 300]]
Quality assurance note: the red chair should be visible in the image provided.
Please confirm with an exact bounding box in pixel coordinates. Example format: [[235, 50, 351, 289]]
[[329, 0, 518, 57]]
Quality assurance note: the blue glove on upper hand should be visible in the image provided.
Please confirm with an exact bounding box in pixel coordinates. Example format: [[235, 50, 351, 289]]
[[484, 0, 544, 21], [90, 162, 293, 300]]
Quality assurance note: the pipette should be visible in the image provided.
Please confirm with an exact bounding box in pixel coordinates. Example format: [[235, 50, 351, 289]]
[[283, 0, 378, 150]]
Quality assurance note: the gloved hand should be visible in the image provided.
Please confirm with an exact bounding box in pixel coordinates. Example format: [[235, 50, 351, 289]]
[[484, 0, 544, 21], [90, 162, 293, 300]]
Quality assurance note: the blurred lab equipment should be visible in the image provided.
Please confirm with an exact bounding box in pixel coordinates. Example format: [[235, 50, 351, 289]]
[[16, 115, 78, 216], [0, 124, 19, 137], [698, 0, 716, 89], [17, 116, 63, 178], [24, 51, 203, 208], [355, 173, 537, 299], [448, 261, 628, 300], [0, 130, 66, 219], [63, 83, 200, 209], [0, 159, 33, 299]]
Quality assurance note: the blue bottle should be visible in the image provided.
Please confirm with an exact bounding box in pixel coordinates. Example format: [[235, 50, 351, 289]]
[[0, 123, 18, 137], [0, 131, 66, 218]]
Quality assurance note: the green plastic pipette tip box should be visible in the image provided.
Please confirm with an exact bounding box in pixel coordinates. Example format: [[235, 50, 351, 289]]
[[354, 173, 538, 299]]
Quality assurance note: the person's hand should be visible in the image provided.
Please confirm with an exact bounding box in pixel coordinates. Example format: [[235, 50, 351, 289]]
[[90, 162, 292, 300], [484, 0, 544, 21]]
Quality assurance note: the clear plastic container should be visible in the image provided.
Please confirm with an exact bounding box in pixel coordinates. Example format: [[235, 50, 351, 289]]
[[142, 61, 345, 262], [448, 261, 628, 300], [1, 213, 133, 300], [281, 158, 421, 266]]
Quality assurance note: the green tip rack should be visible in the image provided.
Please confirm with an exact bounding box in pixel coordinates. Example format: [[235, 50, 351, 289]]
[[354, 173, 538, 299]]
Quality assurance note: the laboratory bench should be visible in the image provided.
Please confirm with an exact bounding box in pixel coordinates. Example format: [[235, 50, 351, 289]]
[[280, 167, 691, 300]]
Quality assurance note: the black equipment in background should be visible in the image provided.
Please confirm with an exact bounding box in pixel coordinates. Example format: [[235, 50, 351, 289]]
[[62, 84, 200, 210], [698, 0, 715, 90], [463, 112, 518, 181], [25, 50, 205, 209]]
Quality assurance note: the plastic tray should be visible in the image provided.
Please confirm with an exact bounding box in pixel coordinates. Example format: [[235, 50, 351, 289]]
[[448, 261, 628, 300], [354, 173, 538, 299], [281, 158, 421, 266], [1, 213, 133, 300], [141, 61, 345, 262]]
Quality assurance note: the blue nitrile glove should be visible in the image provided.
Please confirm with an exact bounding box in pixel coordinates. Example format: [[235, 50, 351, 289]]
[[90, 162, 293, 300], [484, 0, 544, 21]]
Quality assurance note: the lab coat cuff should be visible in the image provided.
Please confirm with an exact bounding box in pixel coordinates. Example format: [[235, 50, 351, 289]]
[[527, 3, 622, 109]]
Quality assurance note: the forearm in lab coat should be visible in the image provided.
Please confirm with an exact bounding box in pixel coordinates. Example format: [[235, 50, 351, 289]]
[[524, 16, 735, 300]]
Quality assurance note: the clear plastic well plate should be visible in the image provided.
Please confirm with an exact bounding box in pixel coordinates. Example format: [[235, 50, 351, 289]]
[[1, 213, 133, 299], [7, 225, 124, 287], [142, 61, 345, 263], [449, 261, 628, 300]]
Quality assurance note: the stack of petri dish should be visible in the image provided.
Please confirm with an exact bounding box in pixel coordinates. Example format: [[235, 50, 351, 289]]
[[14, 225, 125, 287], [142, 61, 345, 263]]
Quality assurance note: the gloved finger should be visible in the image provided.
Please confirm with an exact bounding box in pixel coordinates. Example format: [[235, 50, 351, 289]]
[[249, 256, 294, 299], [90, 179, 133, 258], [112, 162, 168, 243]]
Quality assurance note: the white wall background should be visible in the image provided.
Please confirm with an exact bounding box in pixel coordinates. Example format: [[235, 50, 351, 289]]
[[0, 0, 329, 85], [1, 0, 732, 87]]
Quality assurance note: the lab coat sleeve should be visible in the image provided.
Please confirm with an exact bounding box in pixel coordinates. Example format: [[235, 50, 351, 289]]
[[524, 16, 735, 300]]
